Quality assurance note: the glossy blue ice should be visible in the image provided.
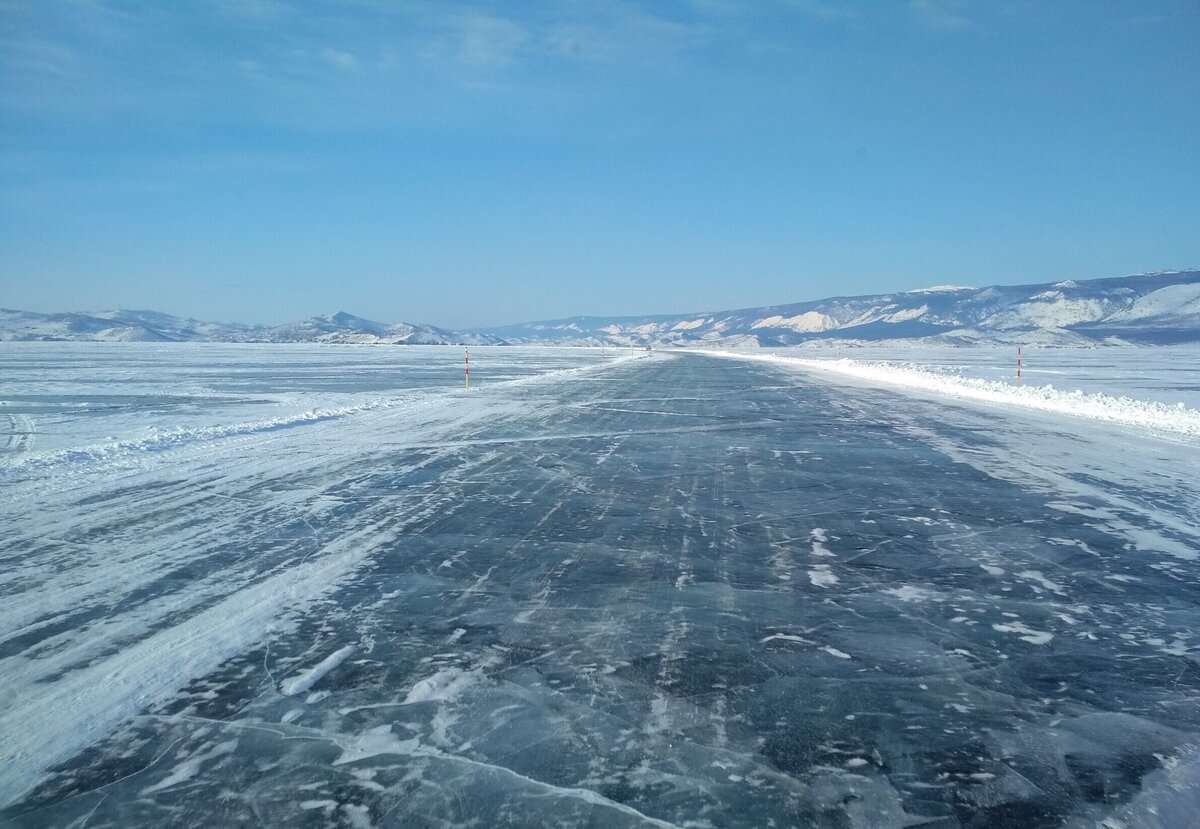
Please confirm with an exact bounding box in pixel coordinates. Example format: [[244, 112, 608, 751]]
[[2, 349, 1198, 828]]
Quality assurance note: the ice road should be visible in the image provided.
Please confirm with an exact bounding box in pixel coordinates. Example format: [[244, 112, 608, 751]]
[[2, 346, 1199, 828]]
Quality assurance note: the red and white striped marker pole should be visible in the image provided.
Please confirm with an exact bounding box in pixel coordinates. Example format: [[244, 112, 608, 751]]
[[465, 348, 470, 389], [1016, 346, 1022, 386]]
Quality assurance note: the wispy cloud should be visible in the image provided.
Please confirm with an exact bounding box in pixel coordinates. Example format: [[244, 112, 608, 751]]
[[0, 1, 730, 131], [320, 47, 359, 72], [453, 13, 530, 68], [534, 6, 712, 70], [0, 23, 82, 80], [784, 0, 861, 23], [205, 0, 292, 21], [908, 0, 976, 31]]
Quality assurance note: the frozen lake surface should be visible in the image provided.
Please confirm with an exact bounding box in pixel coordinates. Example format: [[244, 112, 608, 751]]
[[2, 344, 1199, 828]]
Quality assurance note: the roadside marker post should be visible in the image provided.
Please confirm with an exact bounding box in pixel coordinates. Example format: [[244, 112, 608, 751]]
[[465, 348, 470, 389]]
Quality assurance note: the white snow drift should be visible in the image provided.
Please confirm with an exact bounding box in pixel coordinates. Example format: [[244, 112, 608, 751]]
[[697, 350, 1200, 439]]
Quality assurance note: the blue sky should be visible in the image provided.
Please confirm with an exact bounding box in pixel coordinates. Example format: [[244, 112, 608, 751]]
[[1, 0, 1198, 328]]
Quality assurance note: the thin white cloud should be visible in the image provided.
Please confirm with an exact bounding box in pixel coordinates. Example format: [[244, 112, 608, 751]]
[[908, 0, 975, 31], [320, 47, 359, 72], [784, 0, 861, 23], [454, 13, 530, 68], [0, 33, 81, 79], [205, 0, 293, 20], [0, 0, 910, 133], [536, 6, 711, 68]]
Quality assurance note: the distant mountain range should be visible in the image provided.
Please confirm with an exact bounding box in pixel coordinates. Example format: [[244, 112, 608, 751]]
[[3, 270, 1198, 347], [0, 309, 502, 346], [477, 270, 1200, 347]]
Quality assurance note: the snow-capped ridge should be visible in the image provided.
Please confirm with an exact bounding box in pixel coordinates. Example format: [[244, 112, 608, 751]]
[[475, 270, 1200, 348], [906, 285, 974, 293], [1104, 283, 1200, 325], [3, 269, 1198, 347], [0, 308, 498, 346]]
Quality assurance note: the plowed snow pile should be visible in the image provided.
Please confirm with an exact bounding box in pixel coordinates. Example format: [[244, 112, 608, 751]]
[[698, 350, 1200, 439]]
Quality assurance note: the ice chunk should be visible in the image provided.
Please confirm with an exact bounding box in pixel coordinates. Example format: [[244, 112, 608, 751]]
[[280, 645, 355, 696], [403, 667, 479, 704], [334, 725, 421, 766]]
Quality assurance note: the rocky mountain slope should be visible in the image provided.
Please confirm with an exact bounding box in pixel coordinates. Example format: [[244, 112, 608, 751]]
[[472, 270, 1200, 347]]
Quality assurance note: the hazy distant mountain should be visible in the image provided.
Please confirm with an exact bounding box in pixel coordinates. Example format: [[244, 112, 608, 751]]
[[0, 308, 500, 346], [473, 270, 1200, 347], [0, 309, 260, 343], [255, 312, 502, 345], [3, 270, 1197, 347]]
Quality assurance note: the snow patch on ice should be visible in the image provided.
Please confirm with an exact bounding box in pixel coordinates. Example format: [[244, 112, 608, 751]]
[[140, 739, 238, 796], [992, 622, 1053, 645], [808, 565, 839, 587], [1016, 570, 1067, 596], [810, 528, 834, 557], [883, 586, 934, 602]]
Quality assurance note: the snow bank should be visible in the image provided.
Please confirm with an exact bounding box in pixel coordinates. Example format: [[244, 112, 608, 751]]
[[696, 350, 1200, 439], [5, 398, 407, 473], [3, 350, 650, 477]]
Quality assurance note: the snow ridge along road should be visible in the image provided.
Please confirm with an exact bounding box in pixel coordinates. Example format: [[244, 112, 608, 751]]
[[693, 348, 1200, 439], [2, 347, 1198, 828]]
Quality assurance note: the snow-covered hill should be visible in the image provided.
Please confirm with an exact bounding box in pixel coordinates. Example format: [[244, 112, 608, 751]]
[[3, 270, 1197, 347], [0, 309, 259, 343], [0, 309, 499, 346], [473, 270, 1200, 347], [255, 312, 501, 345]]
